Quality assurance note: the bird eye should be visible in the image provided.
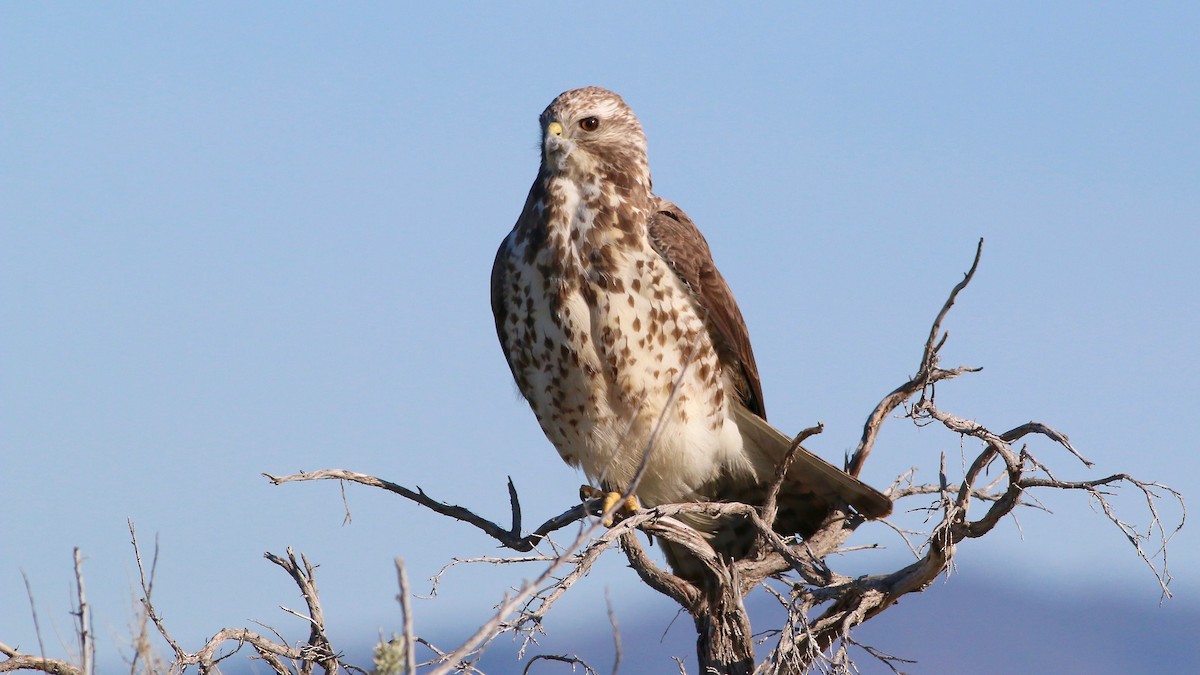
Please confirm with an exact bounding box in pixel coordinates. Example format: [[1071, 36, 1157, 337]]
[[579, 117, 600, 132]]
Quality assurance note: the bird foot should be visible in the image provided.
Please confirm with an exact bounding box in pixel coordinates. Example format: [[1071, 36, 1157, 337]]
[[579, 485, 640, 526]]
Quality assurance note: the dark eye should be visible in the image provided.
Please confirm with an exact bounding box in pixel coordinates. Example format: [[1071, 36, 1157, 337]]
[[579, 116, 600, 132]]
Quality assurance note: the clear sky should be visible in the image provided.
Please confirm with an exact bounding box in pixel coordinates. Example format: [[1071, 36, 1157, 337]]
[[3, 3, 1196, 672]]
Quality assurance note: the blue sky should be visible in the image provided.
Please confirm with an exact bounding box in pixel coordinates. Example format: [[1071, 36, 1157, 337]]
[[3, 3, 1196, 672]]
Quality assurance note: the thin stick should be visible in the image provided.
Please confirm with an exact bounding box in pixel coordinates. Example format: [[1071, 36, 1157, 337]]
[[847, 238, 983, 477], [395, 559, 417, 675], [605, 589, 621, 675], [761, 423, 825, 527], [72, 549, 93, 675], [20, 571, 47, 663]]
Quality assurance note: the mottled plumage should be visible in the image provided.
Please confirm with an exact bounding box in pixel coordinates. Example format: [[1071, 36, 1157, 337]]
[[491, 87, 890, 575]]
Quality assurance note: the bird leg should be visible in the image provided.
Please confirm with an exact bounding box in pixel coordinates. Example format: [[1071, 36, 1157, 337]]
[[580, 485, 641, 526]]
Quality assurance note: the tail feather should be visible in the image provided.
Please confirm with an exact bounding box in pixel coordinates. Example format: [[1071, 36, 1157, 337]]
[[656, 406, 893, 582], [733, 406, 892, 520]]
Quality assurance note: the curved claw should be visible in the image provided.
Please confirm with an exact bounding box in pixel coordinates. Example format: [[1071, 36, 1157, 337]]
[[600, 491, 642, 527], [579, 485, 641, 526]]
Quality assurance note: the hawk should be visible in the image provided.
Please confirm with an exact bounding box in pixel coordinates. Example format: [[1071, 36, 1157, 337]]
[[491, 86, 890, 575]]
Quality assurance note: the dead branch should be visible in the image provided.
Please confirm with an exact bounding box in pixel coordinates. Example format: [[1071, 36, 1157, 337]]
[[394, 559, 417, 675], [604, 589, 621, 675], [413, 638, 485, 675], [131, 521, 349, 674], [846, 238, 984, 478], [264, 470, 590, 553], [70, 550, 92, 675], [762, 424, 826, 528], [19, 572, 48, 667], [522, 654, 599, 675], [0, 645, 81, 675], [1, 562, 88, 675]]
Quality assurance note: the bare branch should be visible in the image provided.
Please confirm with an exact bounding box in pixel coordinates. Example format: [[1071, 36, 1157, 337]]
[[604, 589, 622, 675], [761, 424, 825, 528], [395, 559, 417, 675], [70, 549, 93, 675], [620, 333, 702, 508], [19, 572, 48, 665], [1021, 473, 1184, 596], [0, 644, 81, 675], [522, 654, 600, 675], [130, 522, 187, 665], [265, 549, 338, 674], [414, 638, 486, 674], [619, 531, 702, 610], [847, 238, 984, 477], [265, 469, 590, 553]]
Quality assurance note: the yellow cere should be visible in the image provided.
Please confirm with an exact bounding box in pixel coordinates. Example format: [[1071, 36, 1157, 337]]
[[547, 121, 563, 136]]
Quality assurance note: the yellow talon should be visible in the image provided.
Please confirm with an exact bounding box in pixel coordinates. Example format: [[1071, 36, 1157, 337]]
[[580, 485, 641, 526], [600, 492, 641, 527], [600, 491, 622, 525]]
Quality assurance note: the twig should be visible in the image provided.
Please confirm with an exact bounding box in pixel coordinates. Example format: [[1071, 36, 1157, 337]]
[[20, 571, 47, 664], [619, 333, 702, 506], [761, 424, 825, 528], [265, 549, 338, 674], [130, 521, 187, 665], [71, 549, 93, 675], [424, 513, 612, 675], [604, 589, 622, 675], [847, 238, 984, 477], [0, 644, 81, 675], [265, 470, 589, 553], [395, 559, 417, 675], [414, 638, 485, 674], [522, 654, 599, 675]]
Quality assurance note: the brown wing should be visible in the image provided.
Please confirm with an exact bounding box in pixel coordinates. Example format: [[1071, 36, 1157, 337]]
[[490, 235, 518, 381], [646, 197, 892, 521], [491, 180, 549, 385], [646, 196, 767, 420]]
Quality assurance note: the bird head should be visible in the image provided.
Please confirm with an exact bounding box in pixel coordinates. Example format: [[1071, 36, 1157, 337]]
[[538, 86, 651, 190]]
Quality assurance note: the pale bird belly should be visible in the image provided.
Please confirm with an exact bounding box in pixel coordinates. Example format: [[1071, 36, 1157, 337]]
[[515, 256, 748, 507]]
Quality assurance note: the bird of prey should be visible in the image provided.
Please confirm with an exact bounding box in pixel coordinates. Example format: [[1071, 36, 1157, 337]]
[[491, 86, 890, 575]]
